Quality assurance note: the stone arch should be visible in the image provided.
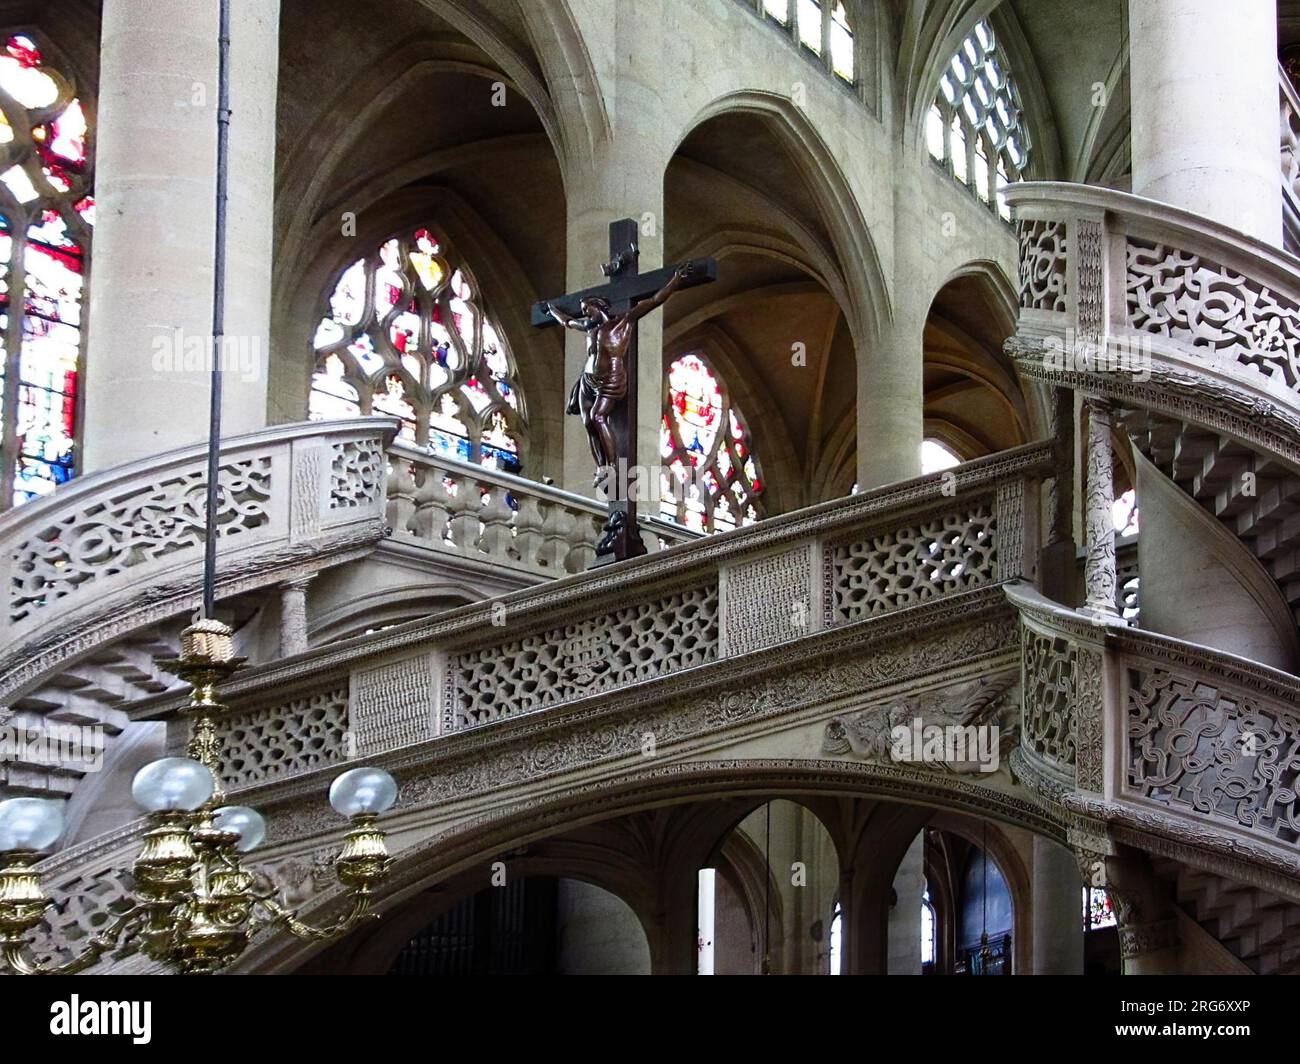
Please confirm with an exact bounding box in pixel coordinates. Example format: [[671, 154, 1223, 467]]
[[241, 760, 1066, 974], [927, 810, 1034, 974], [922, 258, 1045, 458], [302, 847, 657, 975], [670, 90, 889, 348]]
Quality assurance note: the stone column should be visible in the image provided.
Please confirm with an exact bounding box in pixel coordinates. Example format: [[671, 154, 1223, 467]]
[[1129, 0, 1281, 246], [1040, 387, 1078, 605], [1031, 836, 1084, 974], [84, 0, 279, 472], [1083, 399, 1118, 617], [1079, 847, 1180, 975], [279, 577, 312, 657], [887, 830, 925, 974], [857, 311, 925, 491], [857, 181, 926, 492]]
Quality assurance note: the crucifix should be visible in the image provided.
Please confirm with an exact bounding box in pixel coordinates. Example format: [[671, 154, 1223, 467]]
[[532, 218, 717, 565]]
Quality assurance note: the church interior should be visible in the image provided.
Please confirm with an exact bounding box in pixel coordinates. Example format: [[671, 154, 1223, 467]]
[[0, 0, 1297, 981]]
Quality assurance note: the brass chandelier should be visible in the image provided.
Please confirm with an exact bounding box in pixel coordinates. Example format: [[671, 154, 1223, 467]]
[[0, 619, 398, 975]]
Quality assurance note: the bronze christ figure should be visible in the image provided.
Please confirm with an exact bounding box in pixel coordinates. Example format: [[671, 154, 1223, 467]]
[[532, 218, 716, 564], [541, 263, 691, 484]]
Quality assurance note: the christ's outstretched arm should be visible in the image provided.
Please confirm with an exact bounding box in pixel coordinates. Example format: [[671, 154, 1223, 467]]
[[628, 264, 691, 323], [542, 302, 594, 331]]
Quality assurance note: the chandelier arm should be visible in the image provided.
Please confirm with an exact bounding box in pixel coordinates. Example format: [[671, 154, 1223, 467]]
[[255, 892, 376, 941], [1, 905, 144, 976]]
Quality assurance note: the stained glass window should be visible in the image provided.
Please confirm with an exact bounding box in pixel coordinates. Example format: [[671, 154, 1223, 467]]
[[0, 33, 93, 509], [659, 352, 764, 533], [926, 19, 1029, 220], [1084, 887, 1117, 930], [308, 227, 526, 473]]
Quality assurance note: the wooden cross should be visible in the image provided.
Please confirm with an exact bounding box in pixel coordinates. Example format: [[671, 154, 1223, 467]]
[[532, 218, 716, 565]]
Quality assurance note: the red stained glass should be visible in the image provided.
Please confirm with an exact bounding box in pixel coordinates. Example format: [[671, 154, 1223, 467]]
[[660, 352, 764, 532], [7, 35, 41, 67]]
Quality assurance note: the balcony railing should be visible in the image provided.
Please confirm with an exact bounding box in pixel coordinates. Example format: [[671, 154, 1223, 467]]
[[385, 443, 699, 578], [0, 418, 397, 702], [1009, 582, 1300, 890], [126, 442, 1051, 794], [1007, 182, 1300, 466]]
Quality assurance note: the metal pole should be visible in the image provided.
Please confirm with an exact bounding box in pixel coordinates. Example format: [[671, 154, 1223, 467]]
[[203, 0, 232, 620]]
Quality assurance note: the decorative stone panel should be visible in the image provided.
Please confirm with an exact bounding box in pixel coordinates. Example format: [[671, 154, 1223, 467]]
[[328, 438, 385, 509], [1127, 666, 1300, 845], [1127, 238, 1300, 393], [1021, 627, 1077, 768], [448, 585, 719, 730], [1018, 219, 1067, 312], [9, 458, 272, 624], [722, 546, 815, 656], [826, 501, 997, 625], [217, 686, 350, 788], [350, 655, 437, 753]]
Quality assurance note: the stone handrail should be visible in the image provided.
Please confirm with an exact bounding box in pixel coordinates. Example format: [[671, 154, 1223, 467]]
[[129, 443, 1052, 794], [0, 418, 398, 702], [1009, 582, 1300, 895], [385, 443, 700, 577], [1006, 181, 1300, 469]]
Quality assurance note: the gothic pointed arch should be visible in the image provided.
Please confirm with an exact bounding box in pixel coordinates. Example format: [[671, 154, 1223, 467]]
[[671, 90, 887, 347]]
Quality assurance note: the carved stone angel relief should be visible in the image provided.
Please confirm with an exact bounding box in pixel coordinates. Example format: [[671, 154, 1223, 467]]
[[822, 674, 1019, 775]]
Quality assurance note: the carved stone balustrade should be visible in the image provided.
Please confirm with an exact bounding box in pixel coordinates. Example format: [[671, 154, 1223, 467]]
[[1009, 582, 1300, 902], [1006, 182, 1300, 470], [0, 418, 398, 703], [384, 443, 699, 577], [122, 443, 1050, 797]]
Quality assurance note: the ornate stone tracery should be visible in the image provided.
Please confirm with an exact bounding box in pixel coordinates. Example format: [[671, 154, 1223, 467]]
[[449, 585, 720, 730], [9, 458, 272, 623], [1127, 666, 1300, 846], [826, 501, 997, 624], [1127, 238, 1300, 392], [1017, 220, 1067, 311], [216, 687, 351, 788], [1020, 627, 1077, 769]]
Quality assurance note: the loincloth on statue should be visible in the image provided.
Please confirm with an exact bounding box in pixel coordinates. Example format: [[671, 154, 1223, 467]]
[[566, 364, 627, 414]]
